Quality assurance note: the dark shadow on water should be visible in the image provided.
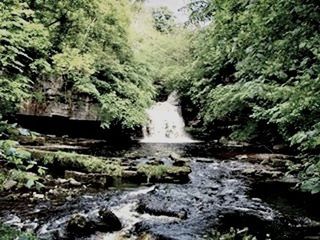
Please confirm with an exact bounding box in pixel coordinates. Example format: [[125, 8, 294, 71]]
[[249, 181, 320, 222]]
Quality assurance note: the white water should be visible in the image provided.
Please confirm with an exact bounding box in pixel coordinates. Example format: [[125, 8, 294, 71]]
[[100, 186, 178, 240], [141, 92, 196, 143]]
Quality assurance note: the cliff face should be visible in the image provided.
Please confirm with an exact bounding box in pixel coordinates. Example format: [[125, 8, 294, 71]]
[[16, 78, 142, 139], [18, 78, 100, 121]]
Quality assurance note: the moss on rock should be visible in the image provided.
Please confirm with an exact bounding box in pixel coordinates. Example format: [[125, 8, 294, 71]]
[[137, 164, 191, 183], [28, 149, 123, 176]]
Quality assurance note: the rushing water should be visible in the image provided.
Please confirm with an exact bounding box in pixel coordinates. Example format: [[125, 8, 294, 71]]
[[1, 143, 319, 240], [1, 96, 320, 239], [141, 92, 196, 143]]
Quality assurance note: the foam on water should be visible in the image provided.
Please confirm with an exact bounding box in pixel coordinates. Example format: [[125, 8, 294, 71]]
[[141, 92, 197, 143]]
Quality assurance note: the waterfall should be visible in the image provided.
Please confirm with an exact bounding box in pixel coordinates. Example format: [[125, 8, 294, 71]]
[[141, 92, 196, 143]]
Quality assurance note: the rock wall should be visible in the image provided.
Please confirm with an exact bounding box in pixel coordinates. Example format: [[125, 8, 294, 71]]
[[18, 78, 100, 121]]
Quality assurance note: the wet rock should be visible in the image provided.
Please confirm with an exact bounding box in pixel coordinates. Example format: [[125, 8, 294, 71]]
[[169, 153, 189, 167], [219, 138, 250, 147], [64, 170, 112, 187], [54, 178, 69, 186], [236, 154, 249, 160], [3, 180, 17, 190], [66, 214, 93, 237], [279, 175, 299, 184], [172, 159, 188, 167], [69, 178, 82, 187], [259, 169, 283, 178], [242, 168, 283, 179], [137, 199, 187, 219], [236, 153, 293, 164], [65, 170, 86, 180], [137, 164, 191, 184], [32, 192, 45, 200], [169, 153, 182, 161], [242, 168, 256, 175], [195, 158, 216, 163], [122, 170, 144, 183], [148, 159, 165, 166], [95, 208, 122, 232]]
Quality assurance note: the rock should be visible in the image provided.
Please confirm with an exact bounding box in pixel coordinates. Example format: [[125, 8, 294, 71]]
[[56, 178, 69, 184], [169, 153, 189, 167], [68, 178, 82, 187], [3, 180, 17, 190], [279, 175, 299, 184], [122, 170, 144, 183], [172, 159, 188, 167], [273, 144, 287, 151], [236, 154, 248, 160], [64, 170, 111, 187], [32, 192, 45, 200], [48, 188, 60, 196], [242, 168, 257, 175], [66, 214, 93, 237], [18, 135, 46, 146], [169, 153, 182, 161], [195, 158, 216, 163], [65, 170, 86, 179], [244, 153, 292, 163], [97, 208, 122, 232], [260, 169, 283, 178], [137, 199, 188, 219]]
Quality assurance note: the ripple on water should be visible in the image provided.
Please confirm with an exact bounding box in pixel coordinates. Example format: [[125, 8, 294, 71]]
[[1, 156, 319, 240]]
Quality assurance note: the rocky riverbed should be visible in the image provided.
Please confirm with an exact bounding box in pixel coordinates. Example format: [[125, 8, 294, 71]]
[[0, 140, 319, 240]]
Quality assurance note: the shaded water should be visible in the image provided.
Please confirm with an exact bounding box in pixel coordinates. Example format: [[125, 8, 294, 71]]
[[1, 143, 319, 240]]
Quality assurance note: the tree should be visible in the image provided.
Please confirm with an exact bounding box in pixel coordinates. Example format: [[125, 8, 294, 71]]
[[0, 0, 155, 129], [152, 6, 176, 33]]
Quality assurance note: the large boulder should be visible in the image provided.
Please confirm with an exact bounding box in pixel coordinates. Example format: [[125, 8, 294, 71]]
[[66, 214, 94, 237], [66, 209, 122, 238], [95, 208, 122, 232]]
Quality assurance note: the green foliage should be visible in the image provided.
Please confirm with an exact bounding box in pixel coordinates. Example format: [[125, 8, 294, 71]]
[[0, 0, 50, 115], [179, 0, 320, 193], [130, 4, 191, 97], [186, 0, 216, 24], [30, 149, 123, 176], [0, 0, 155, 129], [138, 164, 169, 178], [0, 224, 36, 240], [181, 0, 320, 150], [204, 228, 256, 240], [298, 156, 320, 194], [0, 140, 46, 190], [8, 169, 43, 190], [152, 6, 175, 33]]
